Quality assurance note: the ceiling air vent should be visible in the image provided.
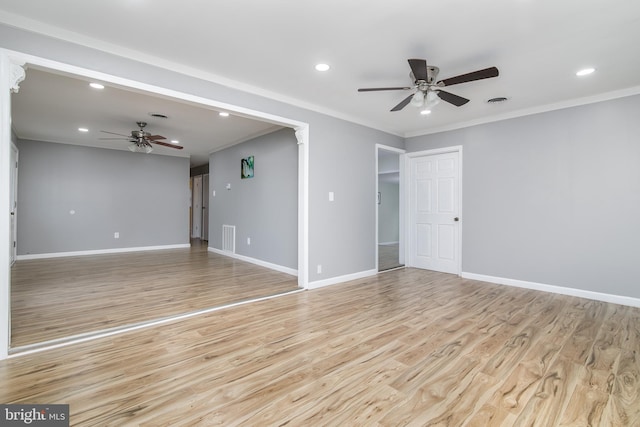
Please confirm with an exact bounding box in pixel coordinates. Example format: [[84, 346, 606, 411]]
[[487, 97, 508, 103]]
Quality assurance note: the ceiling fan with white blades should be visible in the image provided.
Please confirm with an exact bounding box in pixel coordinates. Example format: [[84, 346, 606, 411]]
[[100, 121, 183, 153], [358, 59, 499, 112]]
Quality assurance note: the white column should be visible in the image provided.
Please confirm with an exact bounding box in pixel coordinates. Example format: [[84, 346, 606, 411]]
[[294, 126, 309, 289], [0, 52, 25, 359]]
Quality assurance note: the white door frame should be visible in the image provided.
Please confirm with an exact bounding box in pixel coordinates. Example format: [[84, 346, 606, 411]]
[[9, 142, 17, 266], [404, 145, 463, 275], [191, 175, 203, 239], [375, 144, 406, 271], [202, 173, 209, 241], [0, 48, 310, 359]]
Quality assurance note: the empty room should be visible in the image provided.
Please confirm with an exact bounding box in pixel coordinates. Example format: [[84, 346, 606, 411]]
[[1, 1, 640, 425]]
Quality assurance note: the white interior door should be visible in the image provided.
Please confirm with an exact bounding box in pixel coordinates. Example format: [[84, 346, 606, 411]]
[[9, 143, 17, 266], [409, 150, 460, 274]]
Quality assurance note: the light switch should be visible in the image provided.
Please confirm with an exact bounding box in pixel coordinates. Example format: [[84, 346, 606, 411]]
[[226, 183, 231, 190], [212, 190, 216, 197], [329, 192, 334, 202]]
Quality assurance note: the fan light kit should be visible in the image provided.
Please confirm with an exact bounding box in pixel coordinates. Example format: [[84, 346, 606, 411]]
[[100, 121, 184, 154], [358, 58, 499, 112]]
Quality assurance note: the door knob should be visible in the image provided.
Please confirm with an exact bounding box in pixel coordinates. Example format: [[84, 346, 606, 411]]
[[454, 217, 459, 221]]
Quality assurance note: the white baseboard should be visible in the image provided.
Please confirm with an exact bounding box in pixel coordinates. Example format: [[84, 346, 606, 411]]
[[208, 247, 298, 277], [379, 241, 399, 246], [307, 269, 378, 290], [462, 272, 640, 308], [16, 244, 191, 261]]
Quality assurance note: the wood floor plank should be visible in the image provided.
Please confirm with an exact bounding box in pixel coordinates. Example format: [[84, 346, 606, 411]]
[[2, 268, 640, 425], [604, 348, 640, 425]]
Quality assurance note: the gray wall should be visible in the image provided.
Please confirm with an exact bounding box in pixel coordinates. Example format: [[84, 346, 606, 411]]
[[378, 178, 399, 244], [209, 128, 298, 269], [406, 94, 640, 298], [17, 139, 190, 255]]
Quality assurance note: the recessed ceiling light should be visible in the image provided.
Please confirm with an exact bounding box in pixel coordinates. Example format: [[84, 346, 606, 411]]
[[219, 112, 229, 117], [170, 140, 180, 144], [420, 109, 432, 115], [78, 127, 89, 132], [576, 67, 595, 77], [89, 82, 104, 89], [315, 63, 330, 72]]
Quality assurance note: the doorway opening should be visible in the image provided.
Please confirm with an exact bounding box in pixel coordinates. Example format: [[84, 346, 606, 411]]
[[376, 144, 405, 271]]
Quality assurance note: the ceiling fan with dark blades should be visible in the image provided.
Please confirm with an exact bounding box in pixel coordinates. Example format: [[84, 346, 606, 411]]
[[100, 121, 183, 153], [358, 58, 499, 112]]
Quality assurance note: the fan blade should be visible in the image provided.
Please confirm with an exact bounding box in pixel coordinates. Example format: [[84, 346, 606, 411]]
[[391, 94, 414, 112], [100, 130, 131, 137], [438, 66, 499, 87], [408, 59, 428, 81], [99, 138, 131, 140], [437, 90, 469, 107], [146, 135, 166, 141], [358, 86, 412, 92], [150, 140, 184, 150]]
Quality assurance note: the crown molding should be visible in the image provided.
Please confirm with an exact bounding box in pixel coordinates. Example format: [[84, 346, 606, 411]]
[[404, 85, 640, 139]]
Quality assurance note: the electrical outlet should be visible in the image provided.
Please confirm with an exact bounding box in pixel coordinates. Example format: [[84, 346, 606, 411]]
[[317, 264, 322, 274], [247, 237, 251, 245], [114, 232, 119, 239]]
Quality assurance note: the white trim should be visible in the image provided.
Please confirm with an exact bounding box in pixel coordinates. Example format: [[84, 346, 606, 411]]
[[16, 244, 191, 260], [375, 144, 406, 272], [0, 48, 310, 360], [307, 269, 378, 290], [404, 85, 640, 139], [1, 49, 307, 130], [295, 126, 310, 288], [404, 146, 463, 275], [9, 288, 304, 358], [208, 247, 298, 278], [0, 53, 13, 360], [379, 241, 400, 246], [462, 272, 640, 308]]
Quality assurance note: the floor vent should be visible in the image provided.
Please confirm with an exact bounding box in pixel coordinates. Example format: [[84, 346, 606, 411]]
[[222, 225, 236, 253]]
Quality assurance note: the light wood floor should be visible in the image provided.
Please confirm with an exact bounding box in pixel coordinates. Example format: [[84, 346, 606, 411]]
[[2, 268, 639, 425], [10, 242, 299, 348]]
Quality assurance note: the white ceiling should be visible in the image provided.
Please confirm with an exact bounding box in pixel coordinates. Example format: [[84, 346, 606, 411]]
[[11, 67, 282, 166], [2, 0, 640, 158]]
